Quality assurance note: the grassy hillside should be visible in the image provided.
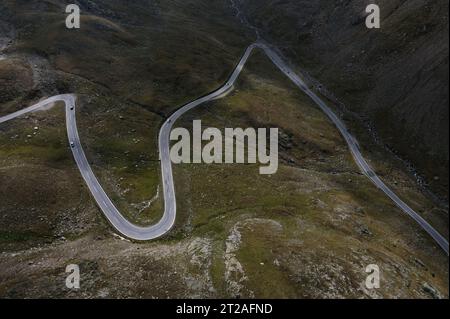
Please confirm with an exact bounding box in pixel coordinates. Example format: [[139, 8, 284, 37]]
[[172, 51, 448, 298], [0, 0, 251, 229], [0, 0, 448, 298], [1, 49, 447, 298], [238, 0, 449, 199], [2, 0, 249, 114]]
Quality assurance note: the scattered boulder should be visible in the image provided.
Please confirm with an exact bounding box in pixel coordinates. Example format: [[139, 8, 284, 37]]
[[422, 283, 442, 299]]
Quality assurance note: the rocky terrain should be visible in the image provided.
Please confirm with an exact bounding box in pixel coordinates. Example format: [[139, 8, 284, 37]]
[[237, 0, 449, 200], [0, 0, 448, 299]]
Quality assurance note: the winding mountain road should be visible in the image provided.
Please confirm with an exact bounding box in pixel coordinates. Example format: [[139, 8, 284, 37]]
[[0, 43, 448, 255]]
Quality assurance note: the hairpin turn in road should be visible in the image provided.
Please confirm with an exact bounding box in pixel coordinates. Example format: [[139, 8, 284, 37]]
[[0, 43, 447, 255]]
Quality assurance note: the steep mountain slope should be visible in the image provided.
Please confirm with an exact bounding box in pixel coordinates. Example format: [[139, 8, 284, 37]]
[[237, 0, 449, 199], [1, 0, 248, 114], [0, 0, 448, 298], [0, 0, 250, 258], [0, 0, 251, 229]]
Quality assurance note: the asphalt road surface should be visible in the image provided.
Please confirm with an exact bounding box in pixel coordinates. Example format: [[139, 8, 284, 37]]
[[256, 43, 449, 255], [0, 43, 448, 255]]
